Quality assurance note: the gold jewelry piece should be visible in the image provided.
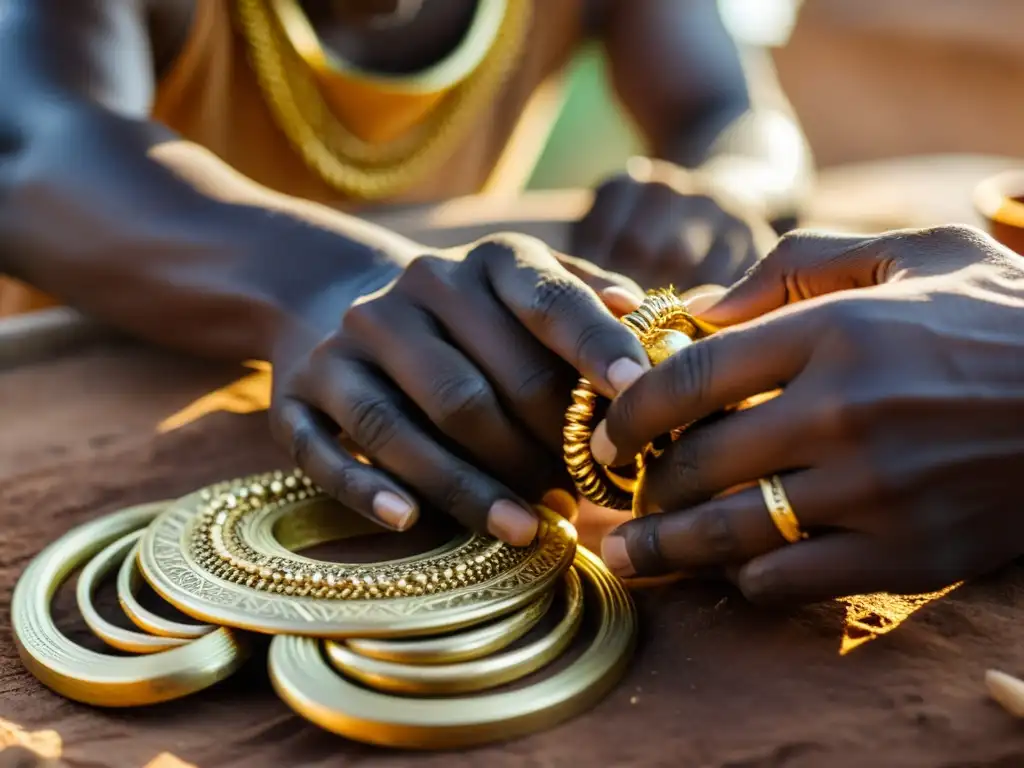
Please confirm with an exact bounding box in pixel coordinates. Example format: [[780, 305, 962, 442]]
[[117, 540, 214, 639], [346, 589, 554, 665], [12, 503, 249, 708], [269, 545, 636, 750], [76, 531, 190, 654], [139, 471, 577, 638], [15, 475, 635, 747], [564, 289, 715, 511], [235, 0, 531, 199], [759, 475, 808, 544], [325, 568, 583, 695]]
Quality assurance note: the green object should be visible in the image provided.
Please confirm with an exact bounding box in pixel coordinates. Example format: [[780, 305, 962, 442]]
[[526, 44, 643, 191]]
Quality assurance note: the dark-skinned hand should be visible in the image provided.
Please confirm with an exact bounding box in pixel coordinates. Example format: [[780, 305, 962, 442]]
[[268, 233, 650, 546], [571, 158, 776, 292], [591, 224, 1024, 603]]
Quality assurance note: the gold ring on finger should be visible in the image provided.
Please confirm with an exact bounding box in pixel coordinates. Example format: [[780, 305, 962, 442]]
[[758, 475, 808, 544]]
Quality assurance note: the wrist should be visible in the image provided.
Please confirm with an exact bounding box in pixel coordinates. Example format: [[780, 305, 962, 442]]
[[264, 260, 401, 366], [626, 156, 769, 221]]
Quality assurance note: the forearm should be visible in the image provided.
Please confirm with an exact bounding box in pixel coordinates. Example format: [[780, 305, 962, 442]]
[[599, 0, 813, 231], [1, 105, 420, 360], [652, 49, 813, 230]]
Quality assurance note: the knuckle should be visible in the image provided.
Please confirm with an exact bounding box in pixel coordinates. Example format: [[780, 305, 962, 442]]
[[691, 506, 740, 559], [571, 320, 613, 367], [892, 224, 988, 265], [341, 299, 385, 337], [607, 387, 642, 444], [819, 300, 875, 355], [647, 438, 706, 509], [913, 223, 983, 248], [811, 385, 884, 449], [769, 229, 834, 270], [315, 463, 364, 507], [664, 342, 714, 408], [347, 395, 400, 454], [431, 376, 496, 430], [528, 273, 582, 323], [468, 232, 546, 266], [511, 366, 568, 410], [398, 254, 455, 294], [438, 474, 486, 526]]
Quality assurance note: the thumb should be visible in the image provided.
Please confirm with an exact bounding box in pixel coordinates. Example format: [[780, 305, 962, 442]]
[[698, 230, 888, 326]]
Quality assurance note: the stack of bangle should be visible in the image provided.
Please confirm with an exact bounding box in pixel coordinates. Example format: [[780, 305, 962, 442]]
[[12, 470, 635, 749]]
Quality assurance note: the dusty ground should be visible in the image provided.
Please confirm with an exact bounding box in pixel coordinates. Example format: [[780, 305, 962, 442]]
[[2, 336, 1024, 768]]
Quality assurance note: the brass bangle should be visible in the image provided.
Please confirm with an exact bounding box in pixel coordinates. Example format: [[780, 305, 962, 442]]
[[325, 568, 582, 695], [269, 545, 636, 750], [564, 289, 714, 510], [12, 502, 249, 708], [76, 531, 190, 654], [117, 540, 214, 640], [345, 589, 555, 665], [138, 471, 577, 638]]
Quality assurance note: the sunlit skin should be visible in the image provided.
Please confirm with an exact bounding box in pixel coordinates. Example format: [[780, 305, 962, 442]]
[[594, 225, 1024, 604], [0, 0, 809, 546]]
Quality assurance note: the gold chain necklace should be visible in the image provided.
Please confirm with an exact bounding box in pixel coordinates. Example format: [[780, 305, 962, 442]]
[[235, 0, 532, 200]]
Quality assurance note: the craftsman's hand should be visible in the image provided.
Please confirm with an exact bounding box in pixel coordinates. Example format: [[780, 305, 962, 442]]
[[269, 234, 650, 545], [571, 159, 775, 292], [592, 225, 1024, 602]]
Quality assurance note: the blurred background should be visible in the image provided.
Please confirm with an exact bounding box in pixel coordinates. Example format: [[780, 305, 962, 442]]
[[526, 0, 1024, 229]]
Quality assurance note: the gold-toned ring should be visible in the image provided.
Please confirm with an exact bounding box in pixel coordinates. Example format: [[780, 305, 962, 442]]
[[76, 531, 190, 654], [12, 502, 249, 708], [345, 589, 555, 665], [139, 472, 577, 638], [117, 540, 214, 640], [759, 475, 808, 544], [269, 545, 636, 750], [325, 568, 583, 695], [564, 289, 713, 510]]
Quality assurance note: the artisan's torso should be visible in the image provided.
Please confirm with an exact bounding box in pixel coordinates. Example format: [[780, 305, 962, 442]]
[[0, 0, 586, 315], [153, 0, 586, 209]]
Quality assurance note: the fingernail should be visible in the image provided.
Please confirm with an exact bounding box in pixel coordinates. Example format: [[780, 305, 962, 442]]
[[607, 357, 646, 394], [372, 491, 418, 531], [488, 500, 539, 546], [684, 287, 728, 315], [601, 534, 635, 578], [541, 489, 579, 523], [591, 420, 617, 466], [600, 286, 643, 316], [738, 560, 771, 600]]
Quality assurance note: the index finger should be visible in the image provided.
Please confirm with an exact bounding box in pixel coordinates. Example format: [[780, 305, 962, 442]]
[[595, 308, 816, 465], [475, 234, 652, 399]]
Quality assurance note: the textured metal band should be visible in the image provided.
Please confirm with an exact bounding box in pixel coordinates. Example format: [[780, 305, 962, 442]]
[[325, 567, 583, 695], [139, 471, 577, 638], [345, 589, 555, 665], [564, 289, 713, 510], [269, 545, 636, 750], [12, 502, 248, 708]]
